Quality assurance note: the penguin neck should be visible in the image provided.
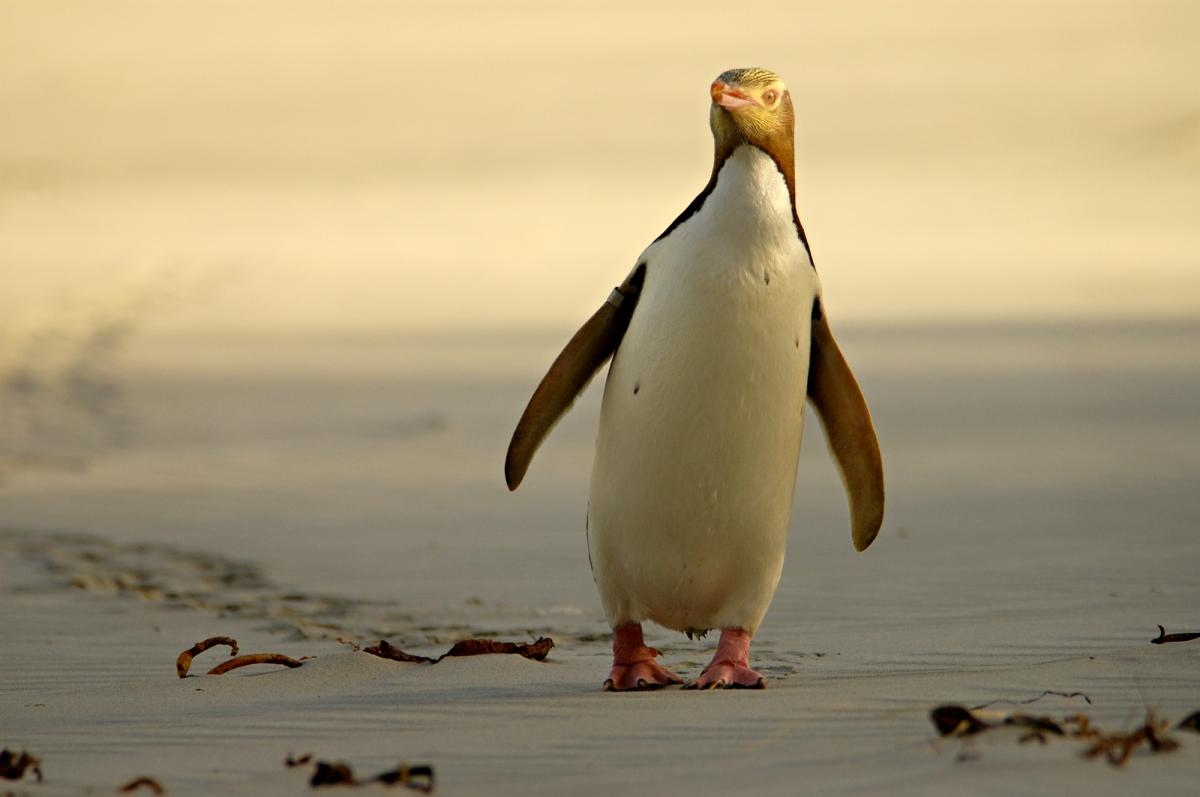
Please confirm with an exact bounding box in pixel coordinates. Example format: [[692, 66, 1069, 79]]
[[709, 146, 795, 223], [710, 143, 811, 257], [654, 142, 813, 263], [711, 137, 796, 208]]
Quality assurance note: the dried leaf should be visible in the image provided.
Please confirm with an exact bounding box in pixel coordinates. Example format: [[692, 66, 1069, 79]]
[[362, 637, 554, 665], [207, 653, 303, 675], [1151, 625, 1200, 644], [0, 749, 42, 782], [175, 636, 238, 678], [118, 776, 166, 794]]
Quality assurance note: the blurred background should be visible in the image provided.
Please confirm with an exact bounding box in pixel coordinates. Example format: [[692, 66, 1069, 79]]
[[5, 1, 1199, 331], [2, 1, 1198, 660]]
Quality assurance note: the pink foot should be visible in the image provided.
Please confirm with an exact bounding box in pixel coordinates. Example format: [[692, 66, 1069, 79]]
[[685, 628, 766, 690], [602, 624, 684, 691]]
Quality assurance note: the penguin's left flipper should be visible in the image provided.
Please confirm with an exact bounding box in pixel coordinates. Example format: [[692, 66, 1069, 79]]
[[505, 264, 647, 491], [806, 300, 885, 551]]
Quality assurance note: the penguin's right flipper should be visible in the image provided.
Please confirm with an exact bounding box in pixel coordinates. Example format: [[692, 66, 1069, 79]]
[[806, 300, 885, 552], [504, 264, 647, 491]]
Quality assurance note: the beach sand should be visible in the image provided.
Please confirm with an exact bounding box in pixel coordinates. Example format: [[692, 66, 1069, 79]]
[[2, 522, 1199, 797], [3, 324, 1200, 795]]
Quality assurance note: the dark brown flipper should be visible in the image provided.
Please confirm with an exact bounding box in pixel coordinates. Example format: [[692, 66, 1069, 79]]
[[504, 265, 646, 491], [807, 301, 885, 551]]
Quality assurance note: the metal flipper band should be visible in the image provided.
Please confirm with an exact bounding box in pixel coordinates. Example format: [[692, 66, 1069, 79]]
[[606, 287, 625, 309]]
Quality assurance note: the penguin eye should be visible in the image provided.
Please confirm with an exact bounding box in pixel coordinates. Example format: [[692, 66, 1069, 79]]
[[762, 89, 779, 105]]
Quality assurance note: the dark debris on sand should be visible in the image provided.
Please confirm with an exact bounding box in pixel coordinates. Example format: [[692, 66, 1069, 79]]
[[175, 636, 238, 677], [1151, 624, 1200, 644], [118, 776, 166, 794], [932, 703, 1195, 767], [175, 636, 302, 677], [288, 755, 433, 792], [363, 637, 553, 664], [0, 749, 42, 782]]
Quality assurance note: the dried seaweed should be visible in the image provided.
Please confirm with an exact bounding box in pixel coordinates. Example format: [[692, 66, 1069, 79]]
[[970, 690, 1091, 710], [208, 653, 303, 675], [288, 757, 434, 792], [176, 634, 550, 680], [931, 705, 1185, 767], [1151, 625, 1200, 644], [118, 776, 166, 794], [363, 640, 436, 664], [375, 764, 434, 793], [931, 705, 1065, 742], [442, 637, 553, 661], [1081, 713, 1180, 766], [175, 636, 238, 678], [0, 749, 42, 782], [310, 761, 356, 787], [1015, 716, 1067, 745], [363, 637, 553, 665], [930, 705, 989, 737]]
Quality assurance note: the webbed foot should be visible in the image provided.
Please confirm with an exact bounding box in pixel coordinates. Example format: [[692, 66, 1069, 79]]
[[602, 624, 684, 692], [683, 627, 766, 690]]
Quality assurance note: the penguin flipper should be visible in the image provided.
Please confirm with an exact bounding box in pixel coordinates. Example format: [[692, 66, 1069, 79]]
[[505, 264, 646, 491], [807, 301, 885, 551]]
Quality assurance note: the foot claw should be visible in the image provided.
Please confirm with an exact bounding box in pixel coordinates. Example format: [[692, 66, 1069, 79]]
[[690, 664, 765, 690], [603, 659, 683, 691], [688, 628, 766, 691], [603, 624, 684, 692]]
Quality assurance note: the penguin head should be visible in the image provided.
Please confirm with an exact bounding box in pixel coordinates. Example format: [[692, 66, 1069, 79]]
[[709, 68, 794, 162]]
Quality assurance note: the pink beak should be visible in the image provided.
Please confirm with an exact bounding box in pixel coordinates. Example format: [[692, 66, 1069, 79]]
[[711, 80, 759, 110]]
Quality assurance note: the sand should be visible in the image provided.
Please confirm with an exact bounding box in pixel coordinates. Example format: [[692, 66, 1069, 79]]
[[3, 526, 1199, 796], [3, 322, 1200, 795]]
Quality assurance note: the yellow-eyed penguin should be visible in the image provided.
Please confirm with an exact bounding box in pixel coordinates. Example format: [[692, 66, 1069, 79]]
[[505, 68, 884, 690]]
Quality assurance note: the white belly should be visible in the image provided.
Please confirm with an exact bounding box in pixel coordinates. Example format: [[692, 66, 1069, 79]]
[[587, 146, 820, 635]]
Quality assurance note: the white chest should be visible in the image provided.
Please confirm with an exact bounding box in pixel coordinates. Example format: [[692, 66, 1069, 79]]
[[586, 145, 821, 634], [646, 145, 813, 300], [615, 145, 819, 403]]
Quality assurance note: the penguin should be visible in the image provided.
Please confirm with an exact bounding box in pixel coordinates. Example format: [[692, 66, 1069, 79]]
[[505, 68, 884, 691]]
